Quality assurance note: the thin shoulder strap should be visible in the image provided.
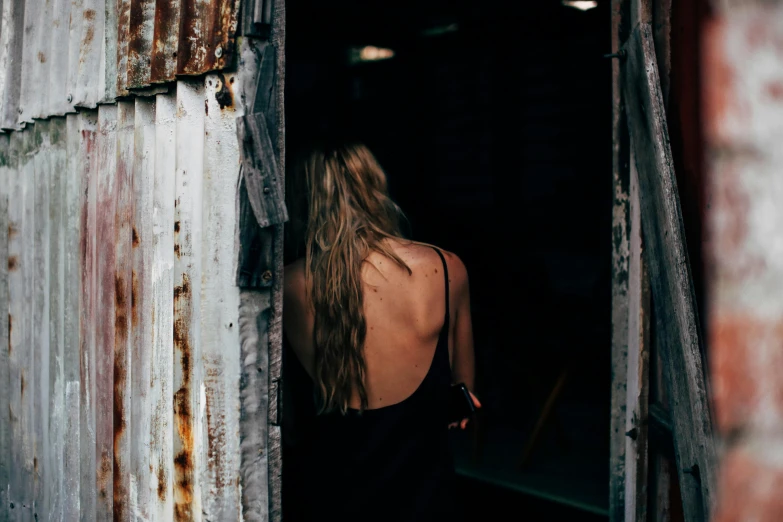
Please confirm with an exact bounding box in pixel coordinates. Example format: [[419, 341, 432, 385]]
[[432, 248, 450, 322]]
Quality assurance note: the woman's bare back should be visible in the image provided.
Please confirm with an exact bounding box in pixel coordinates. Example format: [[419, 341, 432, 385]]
[[284, 239, 473, 410]]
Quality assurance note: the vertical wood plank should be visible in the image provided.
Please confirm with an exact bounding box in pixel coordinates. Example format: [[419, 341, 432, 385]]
[[151, 91, 176, 520], [173, 79, 205, 522], [64, 114, 84, 521], [610, 1, 631, 520], [269, 2, 286, 518], [238, 290, 270, 522], [78, 110, 99, 522], [114, 101, 135, 522], [32, 121, 51, 522], [624, 154, 652, 522], [0, 133, 13, 522], [130, 97, 155, 521], [623, 23, 717, 521], [47, 118, 68, 521], [96, 105, 119, 522], [201, 72, 242, 520]]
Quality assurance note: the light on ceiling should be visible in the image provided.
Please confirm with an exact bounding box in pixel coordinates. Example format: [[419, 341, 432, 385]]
[[349, 46, 395, 65], [562, 0, 598, 11]]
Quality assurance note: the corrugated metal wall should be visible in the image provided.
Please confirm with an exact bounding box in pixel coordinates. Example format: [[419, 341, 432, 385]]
[[0, 0, 284, 520]]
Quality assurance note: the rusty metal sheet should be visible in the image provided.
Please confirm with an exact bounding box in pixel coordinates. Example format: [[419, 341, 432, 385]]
[[32, 120, 52, 521], [126, 0, 156, 89], [8, 127, 36, 519], [70, 0, 106, 109], [95, 104, 118, 521], [19, 0, 53, 122], [201, 72, 242, 520], [0, 0, 24, 130], [173, 79, 206, 522], [130, 97, 155, 520], [48, 0, 74, 116], [149, 0, 182, 84], [177, 0, 241, 76], [63, 113, 84, 521], [151, 91, 176, 519], [113, 101, 134, 522], [116, 0, 133, 97], [77, 109, 100, 521], [0, 132, 12, 521], [47, 117, 68, 520]]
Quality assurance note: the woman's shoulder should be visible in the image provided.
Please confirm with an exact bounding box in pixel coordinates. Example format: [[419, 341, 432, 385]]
[[392, 240, 469, 288]]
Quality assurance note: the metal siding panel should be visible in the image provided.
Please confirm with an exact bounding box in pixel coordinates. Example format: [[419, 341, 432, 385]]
[[0, 133, 12, 522], [173, 79, 205, 522], [149, 0, 180, 84], [114, 101, 134, 522], [130, 97, 155, 521], [104, 0, 119, 102], [116, 0, 132, 96], [201, 72, 241, 520], [0, 0, 24, 130], [12, 128, 35, 521], [177, 0, 240, 76], [126, 0, 156, 89], [95, 104, 118, 522], [71, 0, 105, 108], [63, 113, 83, 521], [47, 118, 68, 521], [48, 0, 74, 115], [32, 121, 51, 521], [78, 110, 99, 522], [152, 91, 176, 520], [21, 0, 53, 122]]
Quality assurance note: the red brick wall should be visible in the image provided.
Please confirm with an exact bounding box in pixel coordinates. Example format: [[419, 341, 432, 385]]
[[703, 3, 783, 520]]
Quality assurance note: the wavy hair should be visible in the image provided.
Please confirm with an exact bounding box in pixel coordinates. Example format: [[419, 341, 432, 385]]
[[287, 141, 410, 413]]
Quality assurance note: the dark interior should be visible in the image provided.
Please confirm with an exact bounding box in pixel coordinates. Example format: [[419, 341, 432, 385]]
[[284, 1, 613, 519]]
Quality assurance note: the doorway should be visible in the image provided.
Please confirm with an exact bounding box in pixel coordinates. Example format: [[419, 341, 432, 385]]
[[283, 1, 613, 518]]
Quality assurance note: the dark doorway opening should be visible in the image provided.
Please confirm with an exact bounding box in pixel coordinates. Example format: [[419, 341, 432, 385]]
[[284, 1, 613, 519]]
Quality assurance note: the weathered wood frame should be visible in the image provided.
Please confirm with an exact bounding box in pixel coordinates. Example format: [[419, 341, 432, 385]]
[[611, 1, 717, 520]]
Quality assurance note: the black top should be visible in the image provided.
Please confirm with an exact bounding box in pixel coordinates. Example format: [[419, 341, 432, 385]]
[[291, 248, 457, 522]]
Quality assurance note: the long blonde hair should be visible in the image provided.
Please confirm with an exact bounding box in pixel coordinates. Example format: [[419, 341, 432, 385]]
[[287, 141, 410, 413]]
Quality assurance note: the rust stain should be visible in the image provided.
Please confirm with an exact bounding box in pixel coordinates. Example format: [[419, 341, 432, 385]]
[[205, 100, 209, 116], [131, 270, 139, 327], [173, 270, 194, 521], [20, 371, 25, 396], [8, 314, 11, 355], [114, 271, 129, 520], [84, 8, 96, 21], [173, 386, 194, 521], [8, 224, 18, 238], [205, 387, 226, 488], [215, 75, 233, 110], [132, 227, 140, 247], [157, 465, 167, 501], [8, 256, 17, 271], [34, 457, 38, 473], [37, 52, 46, 63], [174, 221, 180, 233], [150, 0, 179, 82], [98, 451, 112, 501], [174, 243, 180, 258]]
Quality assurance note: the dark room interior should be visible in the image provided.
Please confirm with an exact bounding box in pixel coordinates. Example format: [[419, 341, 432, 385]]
[[283, 1, 613, 519]]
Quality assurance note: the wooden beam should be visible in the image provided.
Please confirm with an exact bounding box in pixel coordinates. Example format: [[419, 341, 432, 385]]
[[622, 22, 717, 521]]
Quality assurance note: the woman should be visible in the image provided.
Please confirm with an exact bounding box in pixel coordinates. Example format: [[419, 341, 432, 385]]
[[283, 141, 479, 521]]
